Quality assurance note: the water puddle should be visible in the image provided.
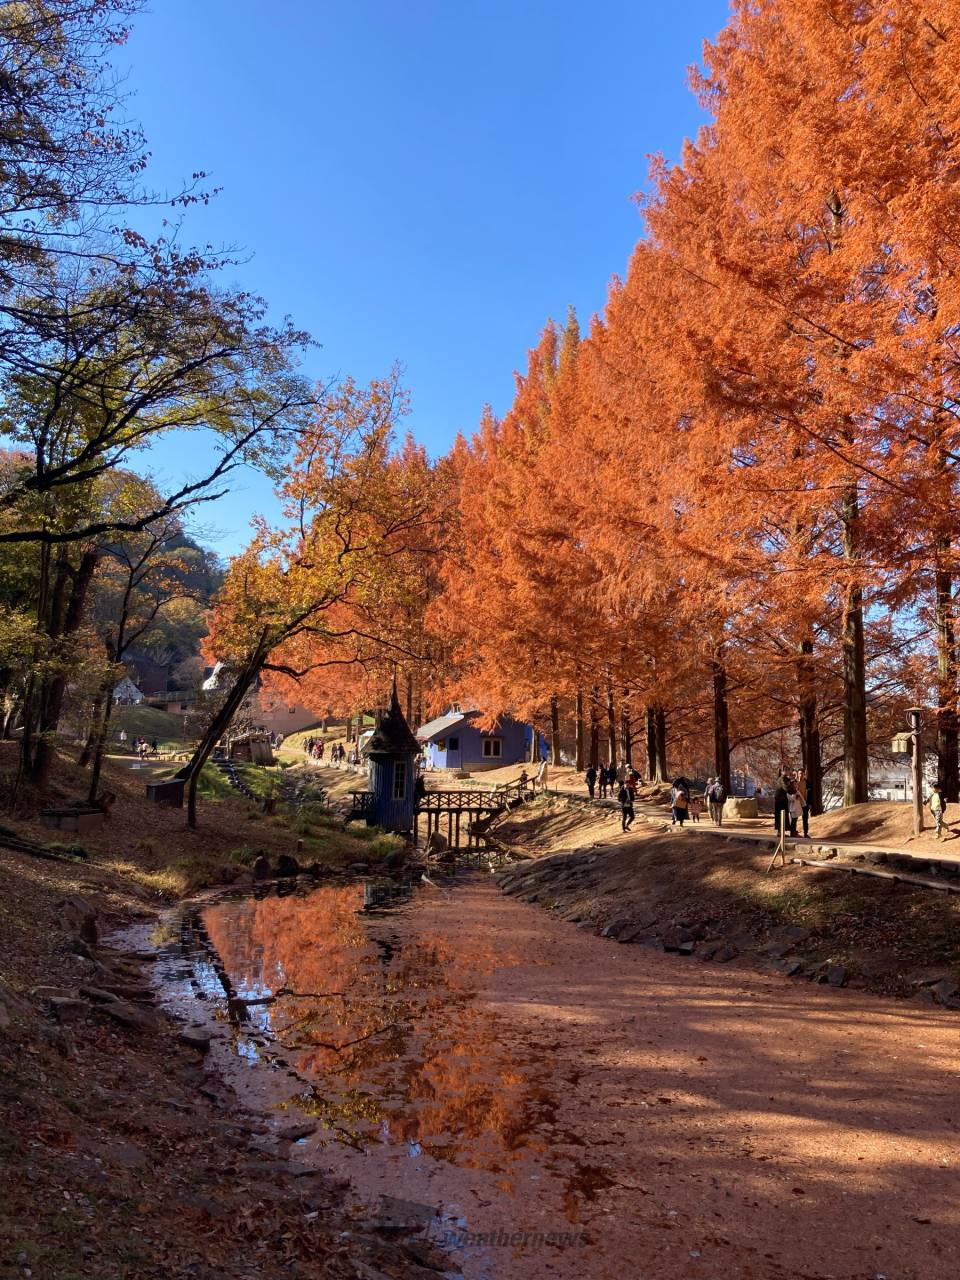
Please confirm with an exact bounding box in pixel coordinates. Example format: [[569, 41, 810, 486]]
[[118, 874, 594, 1278]]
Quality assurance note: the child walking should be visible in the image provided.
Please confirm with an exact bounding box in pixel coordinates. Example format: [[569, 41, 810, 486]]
[[930, 784, 947, 840]]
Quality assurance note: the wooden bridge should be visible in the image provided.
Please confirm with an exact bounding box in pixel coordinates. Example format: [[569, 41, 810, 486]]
[[414, 780, 530, 849]]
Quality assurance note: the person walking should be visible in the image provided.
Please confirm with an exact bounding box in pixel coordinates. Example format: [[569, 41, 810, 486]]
[[626, 770, 638, 804], [617, 762, 627, 786], [773, 770, 790, 837], [672, 785, 689, 827], [704, 777, 724, 826], [617, 780, 635, 831], [689, 793, 703, 823], [930, 783, 946, 839], [598, 764, 609, 800], [585, 764, 597, 799], [788, 788, 803, 838], [795, 770, 810, 837]]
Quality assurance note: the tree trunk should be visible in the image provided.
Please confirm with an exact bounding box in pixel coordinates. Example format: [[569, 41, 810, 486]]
[[935, 544, 959, 801], [18, 544, 57, 788], [645, 706, 656, 780], [589, 685, 599, 769], [405, 672, 414, 726], [712, 651, 731, 793], [2, 685, 21, 740], [550, 695, 561, 765], [841, 484, 868, 805], [29, 549, 99, 789], [605, 679, 617, 766], [78, 691, 105, 768], [87, 688, 116, 805], [655, 706, 668, 782], [797, 637, 823, 814], [620, 697, 631, 768], [184, 630, 272, 828], [829, 192, 868, 807], [575, 687, 584, 771]]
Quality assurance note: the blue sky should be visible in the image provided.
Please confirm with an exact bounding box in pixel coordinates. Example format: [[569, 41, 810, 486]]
[[127, 0, 729, 554]]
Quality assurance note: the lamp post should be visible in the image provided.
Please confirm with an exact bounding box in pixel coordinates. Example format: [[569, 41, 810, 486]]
[[908, 707, 923, 839]]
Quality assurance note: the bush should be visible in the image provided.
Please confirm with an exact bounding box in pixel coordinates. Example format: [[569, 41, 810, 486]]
[[231, 845, 263, 866], [368, 833, 404, 859]]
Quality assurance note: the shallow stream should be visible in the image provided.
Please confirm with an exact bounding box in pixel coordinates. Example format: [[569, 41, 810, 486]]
[[117, 873, 599, 1278]]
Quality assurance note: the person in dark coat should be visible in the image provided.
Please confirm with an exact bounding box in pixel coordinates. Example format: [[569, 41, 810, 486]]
[[617, 781, 635, 831], [773, 771, 791, 835], [585, 765, 597, 799]]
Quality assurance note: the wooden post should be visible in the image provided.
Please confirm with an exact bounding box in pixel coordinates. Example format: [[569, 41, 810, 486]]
[[767, 809, 788, 873]]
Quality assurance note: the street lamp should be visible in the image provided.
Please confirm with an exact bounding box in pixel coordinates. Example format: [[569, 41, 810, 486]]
[[907, 707, 923, 838]]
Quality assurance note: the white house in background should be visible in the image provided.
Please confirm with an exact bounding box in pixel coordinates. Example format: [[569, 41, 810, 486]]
[[112, 676, 144, 705], [869, 753, 938, 803], [201, 663, 319, 737]]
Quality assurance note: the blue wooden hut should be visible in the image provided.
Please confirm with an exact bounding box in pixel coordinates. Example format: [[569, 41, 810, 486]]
[[416, 706, 544, 771], [351, 683, 420, 833]]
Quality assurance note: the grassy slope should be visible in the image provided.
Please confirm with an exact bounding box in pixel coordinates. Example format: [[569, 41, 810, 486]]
[[0, 743, 384, 897], [281, 717, 377, 754], [111, 704, 187, 748]]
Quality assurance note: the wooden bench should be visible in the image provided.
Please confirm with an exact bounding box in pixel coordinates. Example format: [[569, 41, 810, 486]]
[[39, 806, 106, 834]]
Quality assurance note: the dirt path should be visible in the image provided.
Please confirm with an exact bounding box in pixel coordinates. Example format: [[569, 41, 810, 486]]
[[414, 881, 959, 1279], [146, 874, 960, 1280]]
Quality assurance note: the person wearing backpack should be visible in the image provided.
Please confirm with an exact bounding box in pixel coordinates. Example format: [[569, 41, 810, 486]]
[[672, 786, 689, 827], [585, 764, 597, 799], [706, 777, 725, 826]]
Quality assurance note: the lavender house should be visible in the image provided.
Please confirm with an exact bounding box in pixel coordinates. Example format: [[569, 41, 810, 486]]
[[416, 705, 542, 771]]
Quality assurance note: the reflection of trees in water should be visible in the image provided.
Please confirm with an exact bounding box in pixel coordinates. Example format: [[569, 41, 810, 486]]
[[201, 885, 555, 1172]]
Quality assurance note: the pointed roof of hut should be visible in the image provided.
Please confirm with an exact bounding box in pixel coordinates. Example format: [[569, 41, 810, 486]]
[[366, 681, 420, 757]]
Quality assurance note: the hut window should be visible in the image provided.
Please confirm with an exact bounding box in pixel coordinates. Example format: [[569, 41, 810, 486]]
[[482, 738, 502, 758], [436, 739, 445, 751], [392, 760, 406, 799], [448, 737, 459, 751]]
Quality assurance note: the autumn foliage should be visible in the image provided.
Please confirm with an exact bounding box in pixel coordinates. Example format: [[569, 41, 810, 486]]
[[209, 1, 960, 813], [421, 0, 960, 808]]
